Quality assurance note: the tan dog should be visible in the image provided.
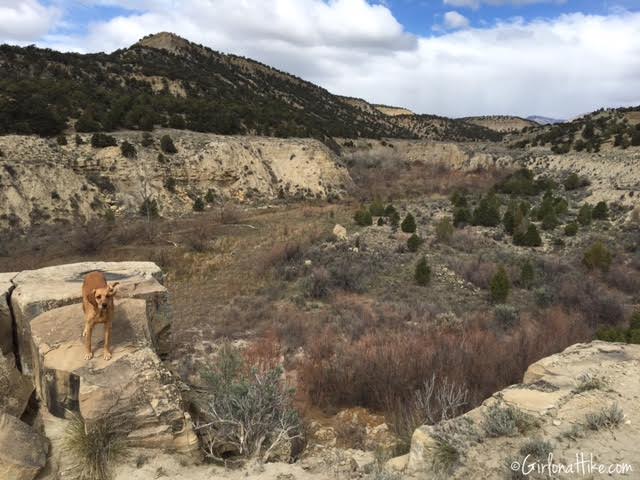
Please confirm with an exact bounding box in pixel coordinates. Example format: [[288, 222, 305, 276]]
[[81, 271, 119, 360]]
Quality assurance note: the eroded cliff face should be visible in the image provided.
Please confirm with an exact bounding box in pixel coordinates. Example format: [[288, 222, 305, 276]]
[[0, 131, 352, 230]]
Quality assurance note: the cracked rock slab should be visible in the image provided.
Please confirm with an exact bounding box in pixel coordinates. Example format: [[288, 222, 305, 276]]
[[9, 261, 168, 374]]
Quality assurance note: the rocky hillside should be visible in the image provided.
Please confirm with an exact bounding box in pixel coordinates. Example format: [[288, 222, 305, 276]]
[[387, 114, 504, 142], [373, 104, 415, 116], [0, 32, 411, 140], [460, 115, 538, 132], [398, 341, 640, 479], [0, 130, 352, 230], [509, 106, 640, 153]]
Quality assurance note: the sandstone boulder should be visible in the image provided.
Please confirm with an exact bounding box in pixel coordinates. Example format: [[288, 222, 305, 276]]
[[332, 224, 347, 241], [10, 261, 169, 375], [0, 272, 16, 356], [0, 350, 33, 417], [29, 298, 197, 453], [0, 412, 47, 480]]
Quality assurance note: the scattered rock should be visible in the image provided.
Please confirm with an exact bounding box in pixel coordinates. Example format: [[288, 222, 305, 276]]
[[332, 224, 347, 241]]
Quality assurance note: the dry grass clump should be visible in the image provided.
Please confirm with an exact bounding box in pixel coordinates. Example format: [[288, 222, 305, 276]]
[[63, 414, 129, 480], [482, 404, 539, 437], [585, 403, 624, 430]]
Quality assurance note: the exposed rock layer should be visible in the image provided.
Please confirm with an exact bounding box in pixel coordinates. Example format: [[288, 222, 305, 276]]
[[0, 132, 352, 230]]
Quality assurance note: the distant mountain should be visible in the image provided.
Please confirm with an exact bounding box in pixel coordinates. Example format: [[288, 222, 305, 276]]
[[526, 116, 565, 125], [0, 32, 410, 142], [0, 32, 506, 144]]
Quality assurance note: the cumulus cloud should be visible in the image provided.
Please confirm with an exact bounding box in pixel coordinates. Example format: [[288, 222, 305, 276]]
[[444, 0, 567, 10], [443, 11, 470, 29], [2, 0, 639, 118], [0, 0, 62, 41]]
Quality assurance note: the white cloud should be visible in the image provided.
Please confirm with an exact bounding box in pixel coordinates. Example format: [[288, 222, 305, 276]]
[[1, 1, 639, 118], [443, 11, 470, 29], [0, 0, 62, 41], [444, 0, 567, 10]]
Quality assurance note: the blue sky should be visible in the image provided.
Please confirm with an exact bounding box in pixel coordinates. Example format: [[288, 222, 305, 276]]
[[42, 0, 640, 39], [2, 1, 639, 117], [388, 0, 640, 35]]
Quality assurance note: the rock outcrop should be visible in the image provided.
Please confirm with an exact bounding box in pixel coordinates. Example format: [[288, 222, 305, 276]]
[[0, 261, 198, 479], [0, 413, 48, 480], [30, 298, 196, 452], [401, 341, 640, 479], [0, 350, 33, 418], [0, 132, 352, 230], [10, 261, 168, 375]]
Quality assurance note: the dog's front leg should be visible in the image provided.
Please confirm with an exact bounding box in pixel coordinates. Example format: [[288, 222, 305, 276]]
[[103, 320, 112, 361], [84, 322, 94, 360]]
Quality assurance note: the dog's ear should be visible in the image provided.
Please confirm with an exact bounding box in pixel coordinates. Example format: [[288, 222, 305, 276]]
[[107, 282, 119, 297]]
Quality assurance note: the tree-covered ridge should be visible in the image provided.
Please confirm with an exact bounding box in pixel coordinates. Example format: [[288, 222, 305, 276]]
[[389, 114, 505, 142], [0, 34, 413, 141], [509, 107, 640, 152]]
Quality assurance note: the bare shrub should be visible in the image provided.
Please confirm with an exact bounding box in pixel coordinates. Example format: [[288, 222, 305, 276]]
[[450, 256, 497, 289], [386, 375, 469, 448], [606, 263, 640, 294], [556, 274, 625, 326], [196, 343, 304, 463], [303, 267, 331, 299], [242, 330, 282, 374], [185, 226, 211, 252], [259, 241, 304, 277], [345, 148, 506, 201], [300, 307, 591, 423], [219, 203, 242, 224]]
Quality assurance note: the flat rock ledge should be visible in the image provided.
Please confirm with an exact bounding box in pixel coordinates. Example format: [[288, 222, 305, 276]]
[[398, 341, 640, 479]]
